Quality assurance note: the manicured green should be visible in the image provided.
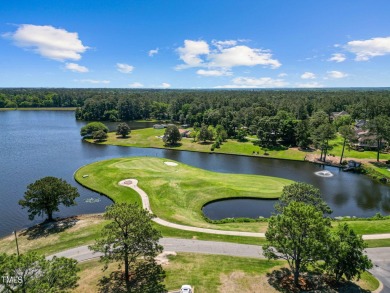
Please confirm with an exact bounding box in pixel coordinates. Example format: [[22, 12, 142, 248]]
[[359, 271, 380, 292], [336, 219, 390, 235], [365, 238, 390, 248], [75, 157, 292, 232]]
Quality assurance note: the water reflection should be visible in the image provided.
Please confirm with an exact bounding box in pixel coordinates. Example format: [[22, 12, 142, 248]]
[[0, 111, 389, 236]]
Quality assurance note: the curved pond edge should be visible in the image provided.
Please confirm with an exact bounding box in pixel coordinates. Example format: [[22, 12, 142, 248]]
[[202, 197, 278, 224]]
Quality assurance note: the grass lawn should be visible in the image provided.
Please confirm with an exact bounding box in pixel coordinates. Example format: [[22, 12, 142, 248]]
[[87, 127, 390, 162], [0, 214, 109, 256], [320, 134, 390, 161], [87, 127, 306, 160], [366, 161, 390, 178], [74, 253, 283, 293], [336, 219, 390, 235], [73, 253, 378, 293], [75, 157, 293, 232]]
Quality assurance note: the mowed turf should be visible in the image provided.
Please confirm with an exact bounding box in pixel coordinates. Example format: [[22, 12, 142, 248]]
[[87, 128, 306, 160], [75, 157, 293, 232]]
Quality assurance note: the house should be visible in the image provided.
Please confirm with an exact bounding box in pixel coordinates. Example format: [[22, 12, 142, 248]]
[[331, 111, 349, 120], [355, 119, 366, 129], [352, 129, 388, 150], [153, 124, 165, 129], [179, 129, 191, 137]]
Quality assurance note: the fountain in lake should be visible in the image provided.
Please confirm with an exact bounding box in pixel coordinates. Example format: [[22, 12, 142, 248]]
[[314, 170, 334, 177]]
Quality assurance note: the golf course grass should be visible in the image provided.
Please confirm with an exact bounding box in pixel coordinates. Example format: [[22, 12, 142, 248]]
[[75, 157, 293, 232], [87, 128, 390, 163], [86, 128, 306, 160]]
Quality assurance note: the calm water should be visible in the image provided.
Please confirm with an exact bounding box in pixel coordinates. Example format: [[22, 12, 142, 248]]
[[0, 111, 389, 237]]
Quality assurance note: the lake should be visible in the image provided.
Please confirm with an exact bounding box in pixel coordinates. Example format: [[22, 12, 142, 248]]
[[0, 111, 389, 237]]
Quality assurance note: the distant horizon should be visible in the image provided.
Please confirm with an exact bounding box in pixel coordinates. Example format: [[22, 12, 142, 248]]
[[1, 86, 390, 91]]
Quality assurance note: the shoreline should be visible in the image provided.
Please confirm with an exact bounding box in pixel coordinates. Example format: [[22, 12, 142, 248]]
[[85, 138, 390, 182], [0, 107, 77, 111]]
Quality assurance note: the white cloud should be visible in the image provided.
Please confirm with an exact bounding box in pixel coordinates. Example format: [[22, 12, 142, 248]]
[[129, 82, 144, 88], [209, 45, 281, 69], [296, 82, 323, 88], [65, 63, 88, 73], [345, 36, 390, 61], [76, 79, 110, 84], [148, 48, 159, 57], [328, 53, 346, 63], [211, 39, 237, 50], [327, 70, 348, 79], [196, 69, 232, 77], [5, 24, 88, 61], [176, 39, 281, 71], [215, 76, 287, 88], [278, 73, 287, 77], [161, 82, 171, 88], [176, 40, 210, 69], [301, 72, 316, 79], [116, 63, 134, 73]]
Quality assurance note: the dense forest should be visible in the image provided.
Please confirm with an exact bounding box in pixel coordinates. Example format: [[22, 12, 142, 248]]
[[1, 88, 390, 158], [1, 88, 389, 120]]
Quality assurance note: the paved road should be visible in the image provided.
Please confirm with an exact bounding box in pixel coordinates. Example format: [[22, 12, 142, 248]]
[[367, 247, 390, 293], [51, 238, 390, 293]]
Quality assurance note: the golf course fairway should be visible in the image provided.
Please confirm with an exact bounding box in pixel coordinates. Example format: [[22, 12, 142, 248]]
[[75, 157, 293, 232]]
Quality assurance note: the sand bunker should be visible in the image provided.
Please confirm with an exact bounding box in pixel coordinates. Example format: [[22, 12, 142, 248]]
[[164, 162, 178, 166]]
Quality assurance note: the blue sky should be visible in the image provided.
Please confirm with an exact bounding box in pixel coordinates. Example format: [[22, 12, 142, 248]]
[[1, 0, 390, 88]]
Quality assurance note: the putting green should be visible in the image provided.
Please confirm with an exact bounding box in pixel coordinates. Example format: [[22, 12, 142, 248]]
[[75, 157, 293, 232]]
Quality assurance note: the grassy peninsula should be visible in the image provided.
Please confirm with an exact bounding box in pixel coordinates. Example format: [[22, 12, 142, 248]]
[[75, 157, 292, 232]]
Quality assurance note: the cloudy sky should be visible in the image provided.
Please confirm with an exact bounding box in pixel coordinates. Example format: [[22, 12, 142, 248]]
[[1, 0, 390, 88]]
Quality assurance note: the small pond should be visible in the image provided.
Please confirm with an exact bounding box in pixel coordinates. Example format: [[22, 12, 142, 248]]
[[202, 198, 277, 220]]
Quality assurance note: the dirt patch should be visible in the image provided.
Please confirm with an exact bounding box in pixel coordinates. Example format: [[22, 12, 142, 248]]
[[219, 271, 279, 293], [156, 251, 177, 265]]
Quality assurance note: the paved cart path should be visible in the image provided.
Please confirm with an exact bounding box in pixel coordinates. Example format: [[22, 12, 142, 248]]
[[119, 178, 390, 240]]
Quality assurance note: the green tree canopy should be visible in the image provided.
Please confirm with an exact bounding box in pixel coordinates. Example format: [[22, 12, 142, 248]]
[[197, 124, 214, 143], [93, 129, 108, 141], [295, 120, 311, 149], [276, 182, 332, 215], [116, 122, 131, 138], [19, 177, 80, 222], [263, 201, 331, 287], [0, 252, 79, 293], [163, 125, 181, 146], [338, 125, 357, 164], [80, 122, 108, 137], [323, 223, 372, 283], [90, 203, 166, 292], [367, 115, 390, 161]]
